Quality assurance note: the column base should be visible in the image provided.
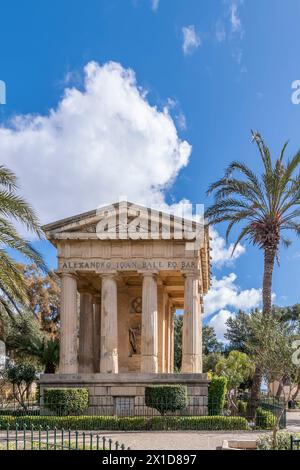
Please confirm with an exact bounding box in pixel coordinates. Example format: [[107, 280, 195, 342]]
[[100, 352, 119, 374], [181, 354, 202, 373], [141, 355, 158, 373]]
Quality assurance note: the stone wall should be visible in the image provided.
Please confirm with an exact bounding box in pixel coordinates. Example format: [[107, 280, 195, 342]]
[[39, 373, 209, 416]]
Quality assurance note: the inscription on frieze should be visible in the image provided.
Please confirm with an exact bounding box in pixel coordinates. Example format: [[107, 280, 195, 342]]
[[59, 259, 196, 271]]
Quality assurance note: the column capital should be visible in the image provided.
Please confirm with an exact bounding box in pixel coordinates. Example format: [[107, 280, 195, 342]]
[[60, 271, 77, 280], [78, 287, 93, 294], [138, 270, 159, 278], [99, 271, 118, 279], [183, 271, 199, 279]]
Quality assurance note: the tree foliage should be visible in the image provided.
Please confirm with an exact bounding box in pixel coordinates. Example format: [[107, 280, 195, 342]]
[[20, 264, 60, 335], [0, 165, 47, 319]]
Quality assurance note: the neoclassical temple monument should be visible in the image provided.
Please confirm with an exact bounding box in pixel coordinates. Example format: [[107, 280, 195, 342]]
[[40, 202, 211, 414]]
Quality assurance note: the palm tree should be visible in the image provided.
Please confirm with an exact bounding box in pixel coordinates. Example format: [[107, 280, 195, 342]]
[[19, 336, 59, 374], [0, 164, 46, 318], [205, 131, 300, 415]]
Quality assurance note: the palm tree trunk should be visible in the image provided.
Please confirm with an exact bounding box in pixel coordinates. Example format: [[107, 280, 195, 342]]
[[262, 248, 276, 316], [248, 247, 276, 419]]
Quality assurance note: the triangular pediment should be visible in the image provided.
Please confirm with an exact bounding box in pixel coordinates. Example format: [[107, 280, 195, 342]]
[[43, 201, 205, 241]]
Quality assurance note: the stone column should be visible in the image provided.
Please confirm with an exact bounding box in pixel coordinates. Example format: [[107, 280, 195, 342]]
[[181, 273, 202, 373], [157, 286, 166, 373], [141, 272, 158, 373], [164, 301, 170, 372], [170, 306, 175, 373], [100, 274, 118, 373], [78, 292, 94, 373], [59, 273, 78, 373], [93, 296, 101, 373]]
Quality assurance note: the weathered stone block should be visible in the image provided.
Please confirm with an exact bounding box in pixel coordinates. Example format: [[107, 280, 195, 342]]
[[94, 386, 109, 395], [111, 386, 137, 396]]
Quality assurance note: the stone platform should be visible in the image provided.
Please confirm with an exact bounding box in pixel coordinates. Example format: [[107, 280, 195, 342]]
[[39, 373, 209, 416]]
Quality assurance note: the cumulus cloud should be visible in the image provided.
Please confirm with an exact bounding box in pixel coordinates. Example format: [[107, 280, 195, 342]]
[[0, 61, 191, 224], [209, 309, 233, 341], [182, 25, 201, 55], [204, 273, 261, 317], [210, 226, 245, 269]]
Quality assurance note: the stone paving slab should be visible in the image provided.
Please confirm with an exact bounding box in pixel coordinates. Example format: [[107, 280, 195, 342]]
[[95, 431, 267, 450]]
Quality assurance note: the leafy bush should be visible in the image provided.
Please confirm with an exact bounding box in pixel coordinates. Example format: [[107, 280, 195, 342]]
[[5, 363, 38, 409], [150, 415, 249, 431], [257, 432, 300, 450], [237, 400, 247, 416], [208, 376, 227, 415], [145, 385, 187, 415], [255, 407, 276, 430], [44, 388, 89, 415], [0, 415, 250, 431]]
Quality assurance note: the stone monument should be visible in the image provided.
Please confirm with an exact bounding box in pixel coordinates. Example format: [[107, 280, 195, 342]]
[[39, 201, 211, 414]]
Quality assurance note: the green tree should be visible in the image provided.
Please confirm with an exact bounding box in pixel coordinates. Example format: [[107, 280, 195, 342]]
[[225, 310, 252, 353], [174, 315, 183, 371], [20, 264, 60, 336], [174, 316, 222, 371], [21, 337, 59, 374], [203, 352, 223, 374], [215, 350, 254, 411], [0, 164, 46, 319], [5, 362, 38, 409], [0, 310, 59, 373], [206, 131, 300, 414], [247, 312, 300, 448], [202, 325, 223, 355]]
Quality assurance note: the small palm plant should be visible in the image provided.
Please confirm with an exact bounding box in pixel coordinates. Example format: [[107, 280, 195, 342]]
[[205, 131, 300, 414], [0, 164, 46, 318]]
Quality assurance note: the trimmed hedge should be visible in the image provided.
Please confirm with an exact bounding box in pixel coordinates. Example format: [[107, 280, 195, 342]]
[[0, 415, 250, 431], [145, 385, 188, 415], [44, 388, 89, 415], [208, 376, 227, 416]]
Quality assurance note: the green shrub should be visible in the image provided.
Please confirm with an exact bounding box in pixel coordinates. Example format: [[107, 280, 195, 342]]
[[145, 385, 188, 415], [257, 432, 300, 450], [237, 400, 247, 416], [43, 388, 89, 415], [150, 415, 249, 431], [208, 376, 227, 415], [255, 407, 277, 430], [0, 415, 250, 431]]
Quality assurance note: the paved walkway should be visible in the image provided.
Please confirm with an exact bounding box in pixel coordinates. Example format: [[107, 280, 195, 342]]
[[286, 411, 300, 432], [99, 411, 300, 450], [99, 431, 266, 450]]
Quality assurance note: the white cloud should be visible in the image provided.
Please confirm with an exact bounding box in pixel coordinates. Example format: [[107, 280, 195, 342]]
[[204, 273, 261, 316], [166, 98, 187, 131], [209, 309, 233, 341], [0, 61, 191, 224], [230, 3, 242, 33], [182, 25, 201, 55], [175, 112, 187, 131], [210, 226, 245, 269], [150, 0, 159, 11]]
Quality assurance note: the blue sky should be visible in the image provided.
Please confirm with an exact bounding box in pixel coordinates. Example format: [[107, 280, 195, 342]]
[[1, 0, 300, 338]]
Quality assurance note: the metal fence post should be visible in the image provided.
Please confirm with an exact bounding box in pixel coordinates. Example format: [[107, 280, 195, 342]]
[[15, 422, 18, 450], [23, 423, 27, 450], [6, 425, 9, 451]]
